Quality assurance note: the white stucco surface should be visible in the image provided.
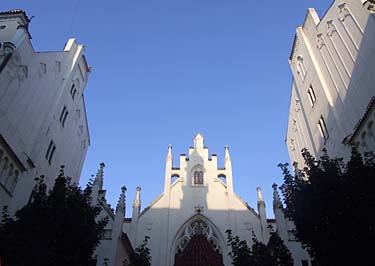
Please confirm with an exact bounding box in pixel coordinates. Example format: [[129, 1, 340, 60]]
[[287, 0, 375, 165], [124, 134, 310, 266], [0, 10, 90, 213]]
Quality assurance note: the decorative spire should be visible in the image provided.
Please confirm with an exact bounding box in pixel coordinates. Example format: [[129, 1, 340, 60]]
[[224, 145, 231, 162], [167, 144, 172, 159], [93, 162, 105, 189], [272, 183, 282, 208], [116, 186, 127, 213], [194, 132, 204, 149], [256, 187, 264, 203], [133, 186, 141, 209]]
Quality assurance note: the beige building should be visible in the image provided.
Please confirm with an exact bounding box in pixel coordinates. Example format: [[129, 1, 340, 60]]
[[286, 0, 375, 166], [0, 10, 90, 213]]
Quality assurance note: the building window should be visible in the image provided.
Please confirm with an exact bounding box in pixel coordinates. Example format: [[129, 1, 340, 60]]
[[318, 116, 329, 143], [45, 141, 56, 165], [40, 63, 46, 75], [59, 106, 69, 127], [307, 85, 316, 106], [194, 171, 203, 185], [0, 149, 20, 194], [70, 84, 77, 100]]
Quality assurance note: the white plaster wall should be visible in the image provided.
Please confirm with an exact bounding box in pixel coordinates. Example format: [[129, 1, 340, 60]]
[[0, 11, 90, 213], [287, 0, 375, 164], [125, 136, 309, 266]]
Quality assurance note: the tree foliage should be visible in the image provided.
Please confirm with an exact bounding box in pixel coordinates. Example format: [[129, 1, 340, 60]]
[[267, 231, 293, 266], [226, 229, 252, 266], [226, 230, 293, 266], [124, 236, 152, 266], [0, 167, 108, 266], [279, 148, 375, 266]]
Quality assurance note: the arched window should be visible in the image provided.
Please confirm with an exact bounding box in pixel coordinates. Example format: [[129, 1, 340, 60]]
[[175, 217, 222, 255], [194, 171, 203, 185]]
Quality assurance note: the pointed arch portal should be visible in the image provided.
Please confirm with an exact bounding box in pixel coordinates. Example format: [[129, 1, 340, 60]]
[[173, 215, 225, 266]]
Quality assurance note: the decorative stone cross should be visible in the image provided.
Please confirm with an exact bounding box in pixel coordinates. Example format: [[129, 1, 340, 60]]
[[194, 204, 204, 213]]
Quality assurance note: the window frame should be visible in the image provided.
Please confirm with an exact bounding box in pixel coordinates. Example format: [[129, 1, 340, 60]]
[[307, 85, 317, 107], [59, 106, 69, 127], [193, 170, 204, 185], [318, 116, 329, 143], [45, 141, 56, 165]]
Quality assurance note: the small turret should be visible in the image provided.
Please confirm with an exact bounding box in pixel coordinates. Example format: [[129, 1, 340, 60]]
[[257, 187, 269, 243], [224, 145, 234, 193], [132, 186, 141, 217], [116, 186, 127, 214], [91, 162, 105, 203], [0, 10, 31, 74], [108, 186, 127, 266], [257, 186, 265, 203], [272, 183, 282, 209], [131, 186, 142, 243], [114, 186, 126, 237], [272, 183, 288, 241], [194, 133, 204, 150], [164, 145, 172, 194]]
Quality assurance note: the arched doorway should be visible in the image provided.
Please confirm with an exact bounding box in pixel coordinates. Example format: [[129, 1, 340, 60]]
[[173, 217, 224, 266]]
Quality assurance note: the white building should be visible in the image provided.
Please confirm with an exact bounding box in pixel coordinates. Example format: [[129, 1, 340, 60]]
[[286, 0, 375, 166], [90, 163, 134, 266], [122, 133, 310, 266], [0, 10, 90, 213]]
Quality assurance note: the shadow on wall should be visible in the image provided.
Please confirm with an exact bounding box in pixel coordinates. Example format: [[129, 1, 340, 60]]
[[315, 8, 374, 160], [125, 147, 306, 266]]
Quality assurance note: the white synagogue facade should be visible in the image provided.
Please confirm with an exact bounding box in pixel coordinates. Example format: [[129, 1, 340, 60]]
[[0, 10, 91, 213], [119, 134, 310, 266], [286, 0, 375, 166]]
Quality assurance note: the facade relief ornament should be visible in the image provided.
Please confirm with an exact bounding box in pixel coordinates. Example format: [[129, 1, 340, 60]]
[[294, 98, 301, 113], [292, 119, 298, 132], [364, 1, 375, 13], [17, 65, 28, 81], [338, 3, 350, 21], [290, 138, 296, 151], [5, 51, 21, 80], [327, 20, 337, 37], [317, 34, 325, 49]]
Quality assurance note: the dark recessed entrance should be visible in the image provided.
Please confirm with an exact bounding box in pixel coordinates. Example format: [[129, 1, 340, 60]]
[[174, 234, 224, 266]]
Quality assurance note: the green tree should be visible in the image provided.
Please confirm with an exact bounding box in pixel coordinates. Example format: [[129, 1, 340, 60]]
[[267, 231, 293, 266], [226, 229, 252, 266], [125, 236, 152, 266], [279, 148, 375, 266], [226, 230, 292, 266], [250, 232, 274, 266], [0, 166, 107, 266]]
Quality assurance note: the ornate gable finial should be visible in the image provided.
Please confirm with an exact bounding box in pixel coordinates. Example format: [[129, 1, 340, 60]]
[[272, 183, 282, 209], [93, 162, 105, 189], [116, 186, 127, 213], [167, 144, 172, 159], [133, 186, 141, 209], [256, 187, 264, 203], [194, 132, 204, 149], [224, 145, 231, 162]]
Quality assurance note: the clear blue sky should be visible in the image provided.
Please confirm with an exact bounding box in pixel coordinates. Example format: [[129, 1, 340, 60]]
[[2, 0, 331, 217]]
